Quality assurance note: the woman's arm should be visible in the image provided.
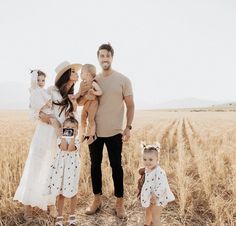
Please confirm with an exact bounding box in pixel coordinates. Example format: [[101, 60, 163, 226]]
[[39, 111, 51, 124], [68, 95, 78, 112]]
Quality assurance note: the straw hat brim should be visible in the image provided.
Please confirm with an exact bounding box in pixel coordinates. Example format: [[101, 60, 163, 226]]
[[55, 63, 82, 83]]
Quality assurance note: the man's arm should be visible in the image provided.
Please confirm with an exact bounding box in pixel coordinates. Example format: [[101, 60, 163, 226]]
[[122, 95, 135, 141]]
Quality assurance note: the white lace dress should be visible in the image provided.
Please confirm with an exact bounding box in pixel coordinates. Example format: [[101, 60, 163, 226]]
[[13, 86, 78, 210]]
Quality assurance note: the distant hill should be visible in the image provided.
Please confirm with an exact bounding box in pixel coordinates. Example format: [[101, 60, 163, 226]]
[[154, 98, 224, 109], [0, 82, 235, 111]]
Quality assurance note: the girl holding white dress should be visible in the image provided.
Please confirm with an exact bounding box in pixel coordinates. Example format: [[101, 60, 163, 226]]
[[14, 62, 82, 220], [140, 142, 175, 226]]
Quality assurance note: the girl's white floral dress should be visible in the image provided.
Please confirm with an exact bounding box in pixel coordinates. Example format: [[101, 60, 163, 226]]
[[141, 165, 175, 208], [47, 138, 80, 198]]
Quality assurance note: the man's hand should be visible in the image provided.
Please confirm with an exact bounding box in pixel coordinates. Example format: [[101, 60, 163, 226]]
[[39, 111, 51, 124], [122, 128, 131, 142]]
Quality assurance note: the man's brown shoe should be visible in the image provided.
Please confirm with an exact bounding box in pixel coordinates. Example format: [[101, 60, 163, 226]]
[[115, 197, 126, 219], [85, 195, 102, 215]]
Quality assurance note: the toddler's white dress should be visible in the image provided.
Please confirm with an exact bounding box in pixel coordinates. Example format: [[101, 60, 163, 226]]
[[47, 138, 80, 198], [141, 165, 175, 208]]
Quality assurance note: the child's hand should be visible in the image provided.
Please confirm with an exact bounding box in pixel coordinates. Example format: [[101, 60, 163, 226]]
[[74, 128, 78, 137], [150, 193, 157, 205]]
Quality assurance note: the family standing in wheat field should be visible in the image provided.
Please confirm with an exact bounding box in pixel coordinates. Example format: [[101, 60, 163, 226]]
[[13, 43, 175, 226]]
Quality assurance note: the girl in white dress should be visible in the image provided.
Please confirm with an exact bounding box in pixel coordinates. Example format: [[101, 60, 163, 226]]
[[140, 142, 175, 226], [48, 117, 80, 226]]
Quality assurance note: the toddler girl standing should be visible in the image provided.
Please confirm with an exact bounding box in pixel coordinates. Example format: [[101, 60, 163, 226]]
[[47, 117, 80, 226], [139, 142, 175, 226]]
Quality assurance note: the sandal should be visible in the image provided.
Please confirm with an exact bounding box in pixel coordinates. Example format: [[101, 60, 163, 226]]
[[55, 216, 63, 226], [68, 214, 77, 226]]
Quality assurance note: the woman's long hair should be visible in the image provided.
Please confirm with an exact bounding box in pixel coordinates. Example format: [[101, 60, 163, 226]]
[[53, 68, 75, 117]]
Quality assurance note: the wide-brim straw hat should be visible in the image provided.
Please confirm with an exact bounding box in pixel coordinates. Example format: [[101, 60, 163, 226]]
[[55, 61, 82, 83]]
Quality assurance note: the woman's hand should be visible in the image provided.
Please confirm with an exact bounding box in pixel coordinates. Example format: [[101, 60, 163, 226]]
[[68, 94, 77, 104], [68, 94, 78, 111], [39, 111, 51, 124]]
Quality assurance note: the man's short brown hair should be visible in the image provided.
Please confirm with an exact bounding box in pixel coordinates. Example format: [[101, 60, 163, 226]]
[[97, 43, 114, 57]]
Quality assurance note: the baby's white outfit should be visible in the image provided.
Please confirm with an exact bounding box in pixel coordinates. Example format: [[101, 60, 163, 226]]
[[141, 165, 175, 208], [28, 70, 53, 120], [47, 138, 80, 198], [29, 87, 53, 119]]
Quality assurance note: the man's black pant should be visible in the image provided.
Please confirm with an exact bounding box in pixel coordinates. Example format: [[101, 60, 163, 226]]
[[88, 133, 123, 197]]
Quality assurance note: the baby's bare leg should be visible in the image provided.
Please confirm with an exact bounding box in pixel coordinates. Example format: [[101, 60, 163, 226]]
[[87, 100, 98, 136], [152, 205, 163, 226], [81, 105, 88, 136]]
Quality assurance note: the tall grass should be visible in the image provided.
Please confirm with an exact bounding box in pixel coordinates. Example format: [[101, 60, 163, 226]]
[[0, 110, 235, 225]]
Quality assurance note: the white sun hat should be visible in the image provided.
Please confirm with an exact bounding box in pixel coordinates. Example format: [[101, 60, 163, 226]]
[[55, 61, 82, 83]]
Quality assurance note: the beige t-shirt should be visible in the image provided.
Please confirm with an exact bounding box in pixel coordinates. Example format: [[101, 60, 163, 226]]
[[95, 70, 133, 137]]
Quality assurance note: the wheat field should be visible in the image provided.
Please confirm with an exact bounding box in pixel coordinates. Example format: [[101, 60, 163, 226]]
[[0, 110, 235, 226]]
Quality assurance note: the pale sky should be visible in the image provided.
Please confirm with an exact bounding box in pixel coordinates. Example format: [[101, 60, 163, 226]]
[[0, 0, 236, 109]]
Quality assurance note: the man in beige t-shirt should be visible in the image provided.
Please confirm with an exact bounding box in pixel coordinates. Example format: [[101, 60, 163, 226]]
[[85, 43, 135, 218]]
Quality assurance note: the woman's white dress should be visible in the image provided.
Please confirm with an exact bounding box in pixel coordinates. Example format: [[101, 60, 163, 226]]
[[14, 86, 76, 210]]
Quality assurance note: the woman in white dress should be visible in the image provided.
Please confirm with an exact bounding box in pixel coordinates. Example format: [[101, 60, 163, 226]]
[[13, 61, 82, 219]]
